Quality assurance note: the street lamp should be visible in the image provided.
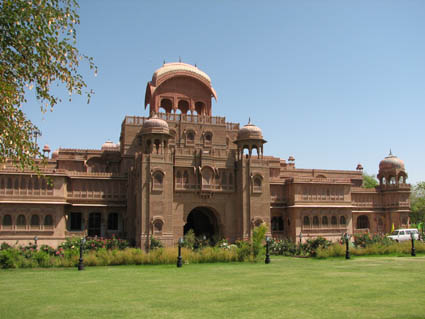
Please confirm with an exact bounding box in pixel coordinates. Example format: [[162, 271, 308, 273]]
[[344, 232, 350, 260], [411, 232, 416, 257], [78, 237, 86, 271], [265, 236, 271, 264], [299, 232, 303, 255], [34, 236, 38, 248], [177, 237, 184, 268]]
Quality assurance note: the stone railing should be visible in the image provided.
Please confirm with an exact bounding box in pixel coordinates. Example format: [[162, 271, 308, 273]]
[[124, 113, 239, 130], [175, 183, 234, 192], [66, 191, 126, 200], [66, 171, 126, 178], [287, 177, 351, 184]]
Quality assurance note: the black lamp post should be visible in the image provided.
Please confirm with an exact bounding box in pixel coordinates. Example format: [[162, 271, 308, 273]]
[[299, 231, 303, 255], [78, 237, 86, 271], [34, 236, 38, 248], [411, 232, 416, 257], [344, 232, 350, 260], [265, 236, 271, 264], [177, 237, 184, 268]]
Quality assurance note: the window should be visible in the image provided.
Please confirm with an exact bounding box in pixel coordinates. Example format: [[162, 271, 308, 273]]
[[356, 215, 369, 229], [322, 216, 328, 226], [186, 131, 195, 144], [44, 215, 53, 226], [153, 219, 163, 233], [340, 216, 346, 226], [153, 171, 164, 190], [331, 216, 337, 225], [204, 132, 212, 146], [70, 212, 82, 231], [2, 215, 12, 227], [30, 215, 40, 226], [253, 175, 262, 193], [271, 217, 284, 231], [303, 216, 310, 226], [313, 216, 319, 226], [17, 215, 26, 228], [108, 213, 119, 230]]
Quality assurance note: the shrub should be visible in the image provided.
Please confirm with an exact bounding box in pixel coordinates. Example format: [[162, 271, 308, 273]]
[[252, 223, 267, 259], [302, 237, 332, 257], [0, 249, 18, 269], [150, 237, 163, 250], [269, 238, 297, 256]]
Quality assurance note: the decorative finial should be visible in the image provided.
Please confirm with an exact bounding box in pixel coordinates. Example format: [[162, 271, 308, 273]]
[[179, 56, 181, 62], [389, 149, 392, 156], [248, 117, 251, 124], [195, 63, 197, 68], [163, 59, 165, 65]]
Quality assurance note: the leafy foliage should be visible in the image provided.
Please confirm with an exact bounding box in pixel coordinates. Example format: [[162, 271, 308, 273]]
[[0, 0, 96, 170], [410, 182, 425, 225], [363, 172, 378, 188], [353, 233, 394, 248]]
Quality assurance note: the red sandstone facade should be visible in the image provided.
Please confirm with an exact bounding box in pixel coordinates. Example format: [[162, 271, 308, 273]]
[[0, 63, 411, 248]]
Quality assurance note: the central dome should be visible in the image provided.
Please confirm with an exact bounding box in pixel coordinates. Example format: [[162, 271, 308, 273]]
[[152, 62, 211, 86], [141, 114, 169, 135]]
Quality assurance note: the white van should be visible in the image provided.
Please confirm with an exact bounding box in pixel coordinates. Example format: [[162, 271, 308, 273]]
[[387, 229, 419, 242]]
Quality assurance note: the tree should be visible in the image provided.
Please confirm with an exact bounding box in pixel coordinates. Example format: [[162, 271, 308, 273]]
[[0, 0, 96, 171], [410, 182, 425, 225], [362, 172, 378, 189]]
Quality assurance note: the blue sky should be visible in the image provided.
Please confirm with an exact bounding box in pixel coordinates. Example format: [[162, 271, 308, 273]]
[[23, 1, 425, 183]]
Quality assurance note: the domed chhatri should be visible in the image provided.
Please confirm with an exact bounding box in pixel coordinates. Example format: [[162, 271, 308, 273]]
[[101, 140, 119, 151], [379, 151, 405, 171], [377, 150, 408, 185], [236, 119, 264, 141], [141, 114, 169, 135], [145, 62, 217, 116]]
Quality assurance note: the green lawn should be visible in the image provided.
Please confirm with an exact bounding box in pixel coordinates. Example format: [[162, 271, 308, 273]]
[[1, 256, 425, 319]]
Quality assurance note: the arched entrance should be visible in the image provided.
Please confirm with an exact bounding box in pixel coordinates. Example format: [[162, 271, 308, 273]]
[[184, 207, 219, 239]]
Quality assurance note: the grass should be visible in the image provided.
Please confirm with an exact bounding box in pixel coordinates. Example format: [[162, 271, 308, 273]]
[[1, 256, 425, 319]]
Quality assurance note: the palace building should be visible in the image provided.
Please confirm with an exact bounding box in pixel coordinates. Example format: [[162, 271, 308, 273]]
[[0, 62, 411, 248]]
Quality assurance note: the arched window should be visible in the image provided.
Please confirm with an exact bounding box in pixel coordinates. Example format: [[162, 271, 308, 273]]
[[178, 100, 189, 114], [303, 216, 310, 226], [30, 215, 40, 226], [108, 213, 119, 230], [153, 171, 164, 190], [195, 101, 205, 115], [356, 215, 369, 229], [313, 216, 319, 226], [322, 216, 328, 226], [44, 215, 53, 226], [2, 215, 12, 227], [186, 131, 195, 145], [340, 216, 346, 226], [204, 132, 212, 146], [17, 215, 26, 228], [201, 167, 214, 189], [331, 216, 337, 225], [153, 219, 163, 233], [160, 98, 173, 113], [253, 176, 262, 192]]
